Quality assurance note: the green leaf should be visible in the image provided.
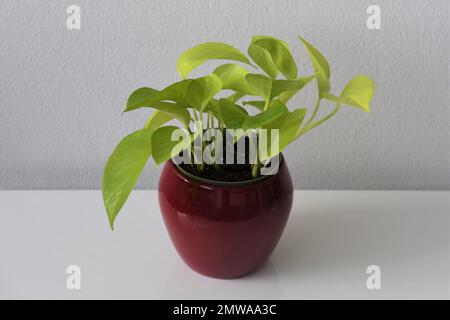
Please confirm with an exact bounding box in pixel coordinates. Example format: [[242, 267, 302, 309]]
[[205, 99, 223, 123], [187, 74, 223, 111], [277, 75, 315, 103], [254, 37, 297, 79], [243, 100, 265, 111], [299, 37, 330, 96], [125, 80, 192, 111], [126, 88, 191, 128], [102, 129, 153, 230], [225, 92, 246, 103], [125, 87, 159, 111], [340, 76, 375, 112], [177, 42, 252, 79], [151, 126, 193, 165], [324, 76, 375, 112], [144, 111, 175, 130], [156, 80, 193, 104], [271, 79, 308, 100], [245, 74, 272, 100], [243, 100, 286, 130], [212, 64, 252, 93], [261, 101, 306, 159], [219, 98, 248, 129], [248, 36, 283, 79], [246, 74, 312, 102]]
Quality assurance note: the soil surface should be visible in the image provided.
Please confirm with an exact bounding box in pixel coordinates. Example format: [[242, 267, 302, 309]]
[[179, 162, 255, 182]]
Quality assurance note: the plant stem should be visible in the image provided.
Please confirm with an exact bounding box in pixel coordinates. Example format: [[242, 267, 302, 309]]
[[252, 161, 260, 178], [192, 109, 199, 122], [263, 98, 270, 111], [249, 129, 260, 178], [191, 109, 205, 172], [304, 98, 322, 126], [296, 103, 341, 139]]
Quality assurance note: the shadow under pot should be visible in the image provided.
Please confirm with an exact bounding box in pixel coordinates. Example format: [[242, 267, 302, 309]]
[[158, 155, 294, 279]]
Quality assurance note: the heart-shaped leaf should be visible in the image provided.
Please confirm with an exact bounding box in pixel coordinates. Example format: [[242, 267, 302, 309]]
[[248, 36, 280, 79], [151, 126, 194, 165], [324, 76, 375, 112], [225, 92, 246, 103], [243, 100, 286, 130], [299, 37, 330, 96], [219, 98, 248, 129], [102, 128, 153, 229], [144, 111, 176, 130], [212, 64, 252, 93], [187, 74, 223, 111], [277, 75, 315, 103], [340, 76, 375, 112], [245, 74, 272, 100], [271, 79, 308, 100], [177, 42, 251, 79], [126, 88, 191, 128], [125, 80, 193, 111], [204, 99, 223, 123], [254, 37, 297, 79], [243, 100, 265, 111], [246, 74, 312, 103], [125, 87, 159, 111], [261, 101, 307, 159]]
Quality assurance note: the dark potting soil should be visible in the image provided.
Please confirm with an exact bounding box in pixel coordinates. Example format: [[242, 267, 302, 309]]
[[179, 162, 255, 182]]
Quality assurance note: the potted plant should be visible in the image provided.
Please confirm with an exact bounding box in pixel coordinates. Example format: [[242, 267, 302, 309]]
[[102, 36, 375, 279]]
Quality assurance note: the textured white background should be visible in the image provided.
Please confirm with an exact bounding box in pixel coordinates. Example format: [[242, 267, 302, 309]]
[[0, 0, 449, 190]]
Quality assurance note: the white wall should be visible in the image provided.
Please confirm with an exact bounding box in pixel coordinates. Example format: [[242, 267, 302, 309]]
[[0, 0, 449, 190]]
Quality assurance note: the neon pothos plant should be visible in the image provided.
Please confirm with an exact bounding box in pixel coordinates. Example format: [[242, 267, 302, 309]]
[[103, 36, 375, 229]]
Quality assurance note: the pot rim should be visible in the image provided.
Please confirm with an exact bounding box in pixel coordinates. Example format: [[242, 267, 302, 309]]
[[170, 154, 285, 187]]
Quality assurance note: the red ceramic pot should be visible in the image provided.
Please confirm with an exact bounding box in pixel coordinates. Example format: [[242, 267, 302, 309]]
[[158, 155, 293, 279]]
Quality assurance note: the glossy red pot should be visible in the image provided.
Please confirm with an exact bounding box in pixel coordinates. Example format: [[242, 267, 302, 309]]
[[158, 156, 293, 279]]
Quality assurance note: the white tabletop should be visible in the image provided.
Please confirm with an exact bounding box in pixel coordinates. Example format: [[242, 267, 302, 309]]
[[0, 190, 448, 300]]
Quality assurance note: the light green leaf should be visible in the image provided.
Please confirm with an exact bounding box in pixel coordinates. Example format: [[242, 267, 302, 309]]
[[125, 80, 192, 112], [102, 129, 153, 230], [243, 100, 286, 130], [261, 101, 306, 159], [299, 37, 330, 96], [340, 76, 375, 112], [187, 74, 223, 111], [219, 98, 248, 129], [225, 92, 246, 103], [277, 75, 315, 103], [126, 88, 191, 128], [205, 99, 223, 123], [271, 79, 308, 100], [323, 76, 375, 112], [254, 37, 297, 79], [246, 74, 312, 102], [248, 36, 286, 79], [245, 74, 272, 100], [243, 100, 265, 111], [151, 126, 193, 165], [177, 42, 252, 79], [212, 64, 252, 93], [144, 111, 175, 130], [125, 87, 159, 111]]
